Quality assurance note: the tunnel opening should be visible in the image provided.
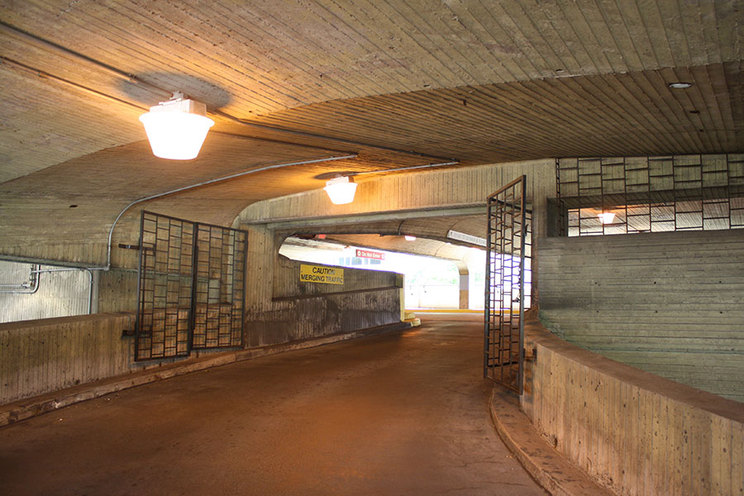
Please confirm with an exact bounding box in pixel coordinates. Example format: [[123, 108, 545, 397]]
[[279, 235, 485, 311]]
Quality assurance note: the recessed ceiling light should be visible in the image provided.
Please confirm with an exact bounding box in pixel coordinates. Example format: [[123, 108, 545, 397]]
[[668, 82, 693, 89]]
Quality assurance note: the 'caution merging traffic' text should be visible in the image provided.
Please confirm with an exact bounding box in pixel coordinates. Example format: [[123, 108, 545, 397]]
[[299, 264, 344, 285]]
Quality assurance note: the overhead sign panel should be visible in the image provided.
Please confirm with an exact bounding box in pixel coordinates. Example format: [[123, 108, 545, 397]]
[[300, 264, 344, 285], [356, 249, 385, 260]]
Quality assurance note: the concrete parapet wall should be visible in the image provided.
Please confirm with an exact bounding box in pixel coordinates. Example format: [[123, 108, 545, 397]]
[[522, 322, 744, 496], [0, 313, 135, 404]]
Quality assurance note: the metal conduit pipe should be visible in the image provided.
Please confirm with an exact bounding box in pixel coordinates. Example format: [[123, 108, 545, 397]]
[[29, 268, 95, 315], [0, 264, 41, 294], [349, 161, 459, 176], [0, 21, 456, 164], [1, 54, 356, 157], [1, 22, 464, 301], [2, 155, 356, 319], [0, 266, 92, 316], [101, 154, 357, 270]]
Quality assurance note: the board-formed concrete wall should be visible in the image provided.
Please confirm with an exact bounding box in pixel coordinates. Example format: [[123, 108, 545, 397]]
[[0, 313, 135, 404], [243, 230, 403, 347], [522, 321, 744, 496], [538, 229, 744, 402]]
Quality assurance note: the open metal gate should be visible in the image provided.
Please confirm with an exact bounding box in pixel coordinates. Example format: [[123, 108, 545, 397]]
[[484, 176, 531, 393], [135, 211, 247, 361]]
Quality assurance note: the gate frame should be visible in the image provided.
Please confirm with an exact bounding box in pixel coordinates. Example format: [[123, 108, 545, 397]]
[[484, 175, 530, 394], [134, 211, 247, 361]]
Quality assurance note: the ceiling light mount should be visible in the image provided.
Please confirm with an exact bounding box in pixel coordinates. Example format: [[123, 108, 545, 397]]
[[324, 175, 358, 205], [668, 81, 693, 89], [139, 92, 215, 160]]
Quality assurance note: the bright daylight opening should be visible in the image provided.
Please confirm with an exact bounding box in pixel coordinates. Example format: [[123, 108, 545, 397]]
[[279, 238, 485, 310]]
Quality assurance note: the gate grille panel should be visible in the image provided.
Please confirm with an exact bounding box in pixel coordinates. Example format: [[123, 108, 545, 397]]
[[192, 223, 246, 350], [136, 213, 195, 360], [484, 176, 531, 394], [135, 212, 247, 361]]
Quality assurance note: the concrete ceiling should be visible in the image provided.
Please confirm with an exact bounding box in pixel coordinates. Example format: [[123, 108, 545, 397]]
[[279, 213, 486, 264], [1, 1, 742, 265], [282, 234, 482, 272]]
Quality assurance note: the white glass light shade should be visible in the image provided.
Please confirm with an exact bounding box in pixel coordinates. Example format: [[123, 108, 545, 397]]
[[324, 176, 358, 205], [597, 212, 616, 224], [139, 98, 214, 160]]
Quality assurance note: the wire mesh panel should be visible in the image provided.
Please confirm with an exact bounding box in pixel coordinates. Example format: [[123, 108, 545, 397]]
[[484, 176, 531, 394], [135, 212, 247, 361], [135, 212, 195, 360], [191, 223, 246, 350]]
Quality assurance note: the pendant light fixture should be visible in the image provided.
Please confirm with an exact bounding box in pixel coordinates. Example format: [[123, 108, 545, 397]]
[[139, 92, 214, 160], [597, 212, 616, 224], [324, 175, 358, 205]]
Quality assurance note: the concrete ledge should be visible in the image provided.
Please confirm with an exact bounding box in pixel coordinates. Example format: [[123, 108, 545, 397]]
[[489, 387, 614, 496], [521, 320, 744, 496], [0, 321, 411, 428]]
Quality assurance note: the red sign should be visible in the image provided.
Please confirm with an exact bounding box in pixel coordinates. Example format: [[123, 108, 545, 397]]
[[356, 249, 385, 260]]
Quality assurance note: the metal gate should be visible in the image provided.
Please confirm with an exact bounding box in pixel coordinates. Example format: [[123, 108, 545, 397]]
[[484, 176, 531, 393], [135, 211, 247, 361]]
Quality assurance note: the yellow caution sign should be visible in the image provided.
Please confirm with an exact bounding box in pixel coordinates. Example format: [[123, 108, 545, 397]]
[[300, 264, 344, 285]]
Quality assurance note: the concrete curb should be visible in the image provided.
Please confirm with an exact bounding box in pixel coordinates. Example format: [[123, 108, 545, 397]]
[[489, 387, 614, 496], [0, 322, 411, 428]]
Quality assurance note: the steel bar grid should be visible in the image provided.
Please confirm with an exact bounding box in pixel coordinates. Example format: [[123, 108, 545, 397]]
[[556, 154, 744, 236], [191, 223, 247, 350], [135, 213, 195, 360], [484, 176, 531, 394], [135, 212, 247, 361]]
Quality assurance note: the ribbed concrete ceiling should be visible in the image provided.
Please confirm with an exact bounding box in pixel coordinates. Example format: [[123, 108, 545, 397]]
[[0, 1, 742, 264]]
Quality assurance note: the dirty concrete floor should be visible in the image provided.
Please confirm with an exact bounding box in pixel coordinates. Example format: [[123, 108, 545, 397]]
[[0, 314, 546, 495]]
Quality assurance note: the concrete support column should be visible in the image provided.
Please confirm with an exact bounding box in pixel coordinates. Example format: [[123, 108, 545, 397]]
[[458, 269, 469, 310], [241, 225, 283, 313]]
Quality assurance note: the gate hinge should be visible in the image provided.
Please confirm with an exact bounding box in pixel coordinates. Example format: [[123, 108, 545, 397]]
[[121, 328, 135, 338], [523, 346, 537, 362], [118, 243, 141, 250]]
